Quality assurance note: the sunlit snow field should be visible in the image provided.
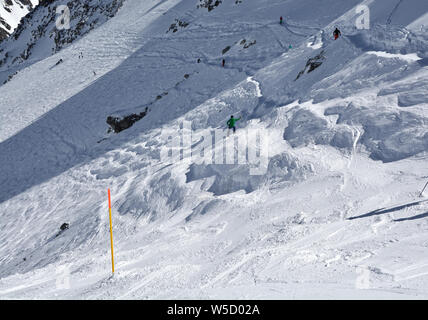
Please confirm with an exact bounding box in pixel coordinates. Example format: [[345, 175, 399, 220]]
[[0, 0, 427, 299]]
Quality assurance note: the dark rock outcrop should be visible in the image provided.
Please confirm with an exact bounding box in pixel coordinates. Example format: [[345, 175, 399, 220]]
[[0, 0, 36, 42], [107, 107, 149, 133], [197, 0, 222, 12], [167, 19, 189, 33], [295, 50, 325, 81], [0, 0, 125, 85]]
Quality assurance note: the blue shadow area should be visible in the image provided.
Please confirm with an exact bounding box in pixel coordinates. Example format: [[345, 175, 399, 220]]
[[348, 200, 428, 220], [394, 211, 428, 222]]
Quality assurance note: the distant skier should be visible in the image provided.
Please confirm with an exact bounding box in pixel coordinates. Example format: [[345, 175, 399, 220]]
[[280, 16, 283, 25], [333, 27, 341, 40], [227, 115, 240, 134], [222, 59, 225, 67]]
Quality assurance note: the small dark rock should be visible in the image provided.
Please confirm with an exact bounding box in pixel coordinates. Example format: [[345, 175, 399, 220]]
[[167, 19, 189, 33], [243, 40, 256, 49], [60, 223, 69, 231], [197, 0, 222, 11]]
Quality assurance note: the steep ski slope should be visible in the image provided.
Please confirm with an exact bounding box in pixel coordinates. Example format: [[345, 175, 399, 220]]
[[0, 0, 427, 299], [0, 0, 38, 40], [0, 0, 125, 85]]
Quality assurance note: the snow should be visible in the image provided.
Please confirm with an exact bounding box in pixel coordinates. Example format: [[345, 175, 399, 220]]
[[366, 51, 422, 62], [0, 0, 427, 299], [0, 0, 38, 33]]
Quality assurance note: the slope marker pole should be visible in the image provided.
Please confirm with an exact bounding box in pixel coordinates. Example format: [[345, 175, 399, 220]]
[[108, 189, 115, 274]]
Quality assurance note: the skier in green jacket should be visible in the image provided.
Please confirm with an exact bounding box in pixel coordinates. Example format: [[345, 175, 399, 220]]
[[227, 115, 241, 134]]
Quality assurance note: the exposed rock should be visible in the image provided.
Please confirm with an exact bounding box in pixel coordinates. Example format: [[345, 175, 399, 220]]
[[295, 50, 325, 81], [243, 40, 256, 49], [60, 223, 69, 231], [54, 222, 69, 237], [3, 71, 17, 84], [0, 0, 36, 42], [222, 46, 231, 55], [197, 0, 222, 12], [0, 0, 125, 85], [167, 19, 189, 33], [107, 107, 149, 133]]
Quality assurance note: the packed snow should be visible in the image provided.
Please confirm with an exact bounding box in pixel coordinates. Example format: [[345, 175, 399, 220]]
[[0, 0, 427, 299]]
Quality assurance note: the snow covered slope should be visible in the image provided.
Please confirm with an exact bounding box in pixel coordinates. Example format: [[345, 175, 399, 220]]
[[0, 0, 124, 84], [0, 0, 38, 41], [0, 0, 427, 299]]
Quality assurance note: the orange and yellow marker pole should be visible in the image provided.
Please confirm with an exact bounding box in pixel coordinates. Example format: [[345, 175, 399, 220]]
[[108, 189, 115, 274]]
